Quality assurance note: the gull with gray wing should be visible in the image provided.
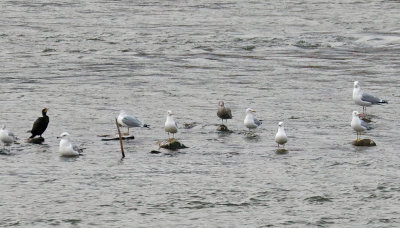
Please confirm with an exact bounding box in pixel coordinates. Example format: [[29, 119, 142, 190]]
[[351, 111, 371, 141], [58, 132, 84, 157], [244, 108, 262, 132], [353, 81, 388, 114], [0, 125, 16, 151], [165, 110, 178, 138], [117, 110, 149, 135]]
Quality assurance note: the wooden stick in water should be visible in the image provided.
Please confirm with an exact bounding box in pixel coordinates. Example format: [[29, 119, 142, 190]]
[[115, 118, 125, 158]]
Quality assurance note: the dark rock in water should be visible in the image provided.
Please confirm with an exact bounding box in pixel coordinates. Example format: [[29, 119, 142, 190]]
[[183, 122, 197, 129], [352, 139, 376, 147], [275, 148, 288, 154], [305, 195, 332, 204], [150, 150, 161, 154], [245, 132, 259, 138], [217, 124, 230, 132], [27, 137, 45, 144], [159, 138, 188, 150]]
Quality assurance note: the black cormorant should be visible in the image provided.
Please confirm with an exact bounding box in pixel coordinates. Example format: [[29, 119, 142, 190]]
[[29, 108, 49, 138]]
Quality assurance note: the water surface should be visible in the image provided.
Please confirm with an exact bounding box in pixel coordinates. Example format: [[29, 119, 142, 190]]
[[1, 0, 399, 227]]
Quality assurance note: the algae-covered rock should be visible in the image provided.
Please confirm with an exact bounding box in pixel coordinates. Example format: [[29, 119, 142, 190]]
[[246, 132, 259, 138], [159, 138, 188, 150], [352, 139, 376, 147], [217, 124, 231, 132], [275, 148, 288, 154], [27, 137, 45, 144]]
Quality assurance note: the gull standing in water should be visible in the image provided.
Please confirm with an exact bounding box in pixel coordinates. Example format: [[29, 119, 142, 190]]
[[353, 81, 388, 114], [117, 110, 149, 135], [165, 110, 178, 138], [58, 132, 84, 157], [217, 101, 232, 123], [0, 125, 16, 151], [29, 108, 49, 138], [351, 111, 371, 141], [244, 108, 262, 132], [275, 122, 288, 148]]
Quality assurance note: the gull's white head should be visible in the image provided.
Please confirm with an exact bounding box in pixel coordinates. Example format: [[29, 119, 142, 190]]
[[167, 110, 173, 116], [246, 108, 256, 113], [354, 81, 360, 88], [58, 132, 70, 139], [352, 111, 360, 117], [218, 101, 225, 107], [278, 121, 284, 127]]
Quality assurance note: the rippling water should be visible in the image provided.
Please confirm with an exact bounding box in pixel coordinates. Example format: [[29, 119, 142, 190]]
[[1, 0, 400, 227]]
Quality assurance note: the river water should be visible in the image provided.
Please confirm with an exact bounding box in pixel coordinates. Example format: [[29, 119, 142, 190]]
[[1, 0, 399, 227]]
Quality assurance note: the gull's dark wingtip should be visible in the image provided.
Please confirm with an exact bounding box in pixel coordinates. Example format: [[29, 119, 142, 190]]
[[379, 99, 388, 104]]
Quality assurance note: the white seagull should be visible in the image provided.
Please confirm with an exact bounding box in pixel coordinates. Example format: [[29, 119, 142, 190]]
[[244, 108, 262, 132], [0, 125, 16, 150], [58, 132, 84, 157], [117, 110, 149, 135], [353, 81, 388, 114], [351, 111, 371, 141], [275, 122, 288, 148], [165, 110, 178, 138]]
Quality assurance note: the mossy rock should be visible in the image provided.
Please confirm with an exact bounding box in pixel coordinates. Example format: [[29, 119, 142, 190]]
[[352, 139, 376, 147], [217, 124, 231, 132], [275, 148, 288, 154], [246, 132, 259, 138], [159, 138, 188, 150], [27, 137, 45, 144]]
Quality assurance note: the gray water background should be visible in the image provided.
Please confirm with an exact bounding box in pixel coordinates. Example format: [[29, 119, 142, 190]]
[[1, 0, 400, 227]]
